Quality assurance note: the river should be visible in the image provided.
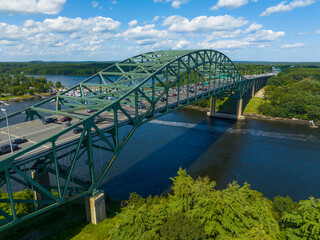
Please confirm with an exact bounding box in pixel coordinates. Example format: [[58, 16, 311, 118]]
[[1, 75, 319, 202]]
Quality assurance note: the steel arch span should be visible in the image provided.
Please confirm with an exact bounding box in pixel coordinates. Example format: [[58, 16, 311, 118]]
[[0, 49, 274, 230]]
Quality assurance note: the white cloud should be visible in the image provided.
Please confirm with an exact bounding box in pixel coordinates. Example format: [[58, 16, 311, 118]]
[[23, 16, 121, 33], [211, 0, 258, 10], [316, 30, 320, 34], [128, 19, 138, 27], [163, 15, 249, 32], [112, 0, 118, 4], [244, 23, 263, 33], [199, 40, 251, 50], [261, 0, 316, 16], [281, 43, 305, 48], [211, 0, 248, 10], [121, 24, 173, 45], [0, 0, 66, 15], [92, 1, 98, 8], [173, 39, 191, 49], [152, 16, 160, 22], [154, 0, 190, 8], [206, 30, 243, 40], [244, 30, 285, 42]]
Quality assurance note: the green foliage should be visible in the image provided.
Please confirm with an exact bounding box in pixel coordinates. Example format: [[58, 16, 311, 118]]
[[2, 170, 320, 240], [0, 62, 115, 76], [0, 74, 51, 97], [110, 168, 280, 239], [283, 197, 320, 239], [258, 67, 320, 121], [235, 63, 272, 75], [0, 189, 33, 218], [55, 81, 62, 88]]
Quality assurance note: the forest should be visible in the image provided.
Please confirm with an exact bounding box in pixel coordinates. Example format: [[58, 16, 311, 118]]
[[258, 67, 320, 121], [0, 62, 114, 76], [0, 74, 62, 97], [1, 169, 319, 239]]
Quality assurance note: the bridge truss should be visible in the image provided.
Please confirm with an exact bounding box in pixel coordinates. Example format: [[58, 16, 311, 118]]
[[0, 49, 271, 230]]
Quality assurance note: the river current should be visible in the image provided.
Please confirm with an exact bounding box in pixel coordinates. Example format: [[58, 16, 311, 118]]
[[2, 76, 320, 202]]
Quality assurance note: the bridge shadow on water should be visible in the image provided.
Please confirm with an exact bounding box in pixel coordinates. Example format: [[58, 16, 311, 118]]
[[101, 116, 235, 200]]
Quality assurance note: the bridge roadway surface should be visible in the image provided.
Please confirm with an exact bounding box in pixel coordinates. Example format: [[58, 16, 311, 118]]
[[0, 73, 269, 163]]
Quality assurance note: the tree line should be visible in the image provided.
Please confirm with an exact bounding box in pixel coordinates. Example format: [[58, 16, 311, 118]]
[[1, 169, 319, 239], [0, 62, 114, 76], [109, 169, 320, 239], [0, 74, 62, 97], [258, 67, 320, 121]]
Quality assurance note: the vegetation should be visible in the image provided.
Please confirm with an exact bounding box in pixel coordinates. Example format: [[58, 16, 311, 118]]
[[0, 62, 114, 76], [258, 67, 320, 121], [193, 66, 320, 121], [1, 169, 319, 239], [235, 63, 272, 75], [0, 74, 54, 98]]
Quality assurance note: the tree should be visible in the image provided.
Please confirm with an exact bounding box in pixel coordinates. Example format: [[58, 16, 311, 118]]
[[55, 81, 62, 88]]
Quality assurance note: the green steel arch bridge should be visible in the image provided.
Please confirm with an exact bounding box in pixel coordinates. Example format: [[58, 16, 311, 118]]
[[0, 49, 274, 230]]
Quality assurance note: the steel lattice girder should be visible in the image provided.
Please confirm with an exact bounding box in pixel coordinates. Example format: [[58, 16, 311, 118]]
[[0, 49, 273, 231]]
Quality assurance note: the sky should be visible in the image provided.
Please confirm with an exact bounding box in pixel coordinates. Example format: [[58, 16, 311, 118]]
[[0, 0, 319, 62]]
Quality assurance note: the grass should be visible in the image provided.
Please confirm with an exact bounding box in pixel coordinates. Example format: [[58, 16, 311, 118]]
[[243, 97, 264, 114], [0, 197, 122, 240], [0, 92, 53, 101], [194, 95, 266, 115]]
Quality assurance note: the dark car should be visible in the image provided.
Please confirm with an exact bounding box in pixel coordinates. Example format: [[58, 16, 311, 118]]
[[138, 104, 146, 109], [61, 116, 72, 122], [42, 117, 57, 124], [12, 137, 27, 145], [160, 97, 166, 102], [0, 144, 18, 154], [73, 127, 83, 134], [94, 117, 104, 124], [189, 90, 195, 93], [87, 109, 97, 113]]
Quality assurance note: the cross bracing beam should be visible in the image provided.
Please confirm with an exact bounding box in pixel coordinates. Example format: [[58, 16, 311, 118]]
[[0, 49, 275, 231]]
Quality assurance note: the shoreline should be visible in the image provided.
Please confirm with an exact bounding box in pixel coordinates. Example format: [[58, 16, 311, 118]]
[[0, 93, 54, 102], [184, 105, 320, 127]]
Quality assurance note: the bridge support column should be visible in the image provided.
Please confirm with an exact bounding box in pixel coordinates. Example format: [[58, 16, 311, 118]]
[[31, 169, 51, 202], [85, 190, 106, 225], [207, 97, 245, 121], [236, 98, 245, 120], [206, 97, 216, 117], [251, 83, 255, 98]]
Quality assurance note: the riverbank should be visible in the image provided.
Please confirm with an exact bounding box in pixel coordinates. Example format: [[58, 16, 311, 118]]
[[184, 101, 320, 127], [0, 93, 54, 102]]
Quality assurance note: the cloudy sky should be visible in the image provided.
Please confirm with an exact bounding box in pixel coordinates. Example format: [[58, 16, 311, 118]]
[[0, 0, 319, 62]]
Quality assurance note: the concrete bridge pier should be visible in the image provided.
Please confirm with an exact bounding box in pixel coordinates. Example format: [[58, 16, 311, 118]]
[[31, 169, 51, 202], [251, 81, 256, 98], [207, 97, 245, 120], [85, 190, 106, 225]]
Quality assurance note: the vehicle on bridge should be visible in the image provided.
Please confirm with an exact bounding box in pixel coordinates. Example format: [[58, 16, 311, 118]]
[[42, 117, 58, 124], [73, 127, 83, 134], [0, 144, 18, 154], [61, 116, 72, 122], [94, 116, 104, 124], [11, 137, 27, 145], [87, 109, 97, 113]]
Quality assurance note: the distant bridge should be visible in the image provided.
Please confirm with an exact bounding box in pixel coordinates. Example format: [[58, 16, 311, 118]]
[[0, 49, 274, 230]]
